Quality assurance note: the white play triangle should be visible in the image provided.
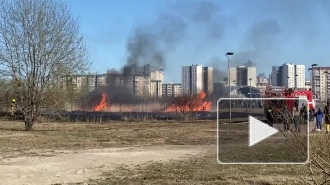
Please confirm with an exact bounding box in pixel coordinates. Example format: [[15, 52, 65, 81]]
[[249, 116, 278, 147]]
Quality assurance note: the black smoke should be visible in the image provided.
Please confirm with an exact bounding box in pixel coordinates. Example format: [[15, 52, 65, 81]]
[[208, 56, 227, 83], [126, 14, 188, 68], [125, 0, 225, 69]]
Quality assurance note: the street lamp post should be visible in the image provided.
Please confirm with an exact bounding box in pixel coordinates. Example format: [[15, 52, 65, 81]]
[[324, 71, 329, 103], [308, 68, 312, 90], [226, 52, 234, 124], [249, 78, 252, 108], [311, 64, 318, 95]]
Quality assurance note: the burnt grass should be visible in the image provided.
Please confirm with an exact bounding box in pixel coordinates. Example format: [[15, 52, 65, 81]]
[[2, 108, 265, 123]]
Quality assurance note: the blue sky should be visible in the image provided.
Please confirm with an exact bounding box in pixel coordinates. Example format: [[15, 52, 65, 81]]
[[66, 0, 330, 82]]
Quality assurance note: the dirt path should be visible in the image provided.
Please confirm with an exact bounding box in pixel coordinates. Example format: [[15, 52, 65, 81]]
[[0, 145, 215, 185]]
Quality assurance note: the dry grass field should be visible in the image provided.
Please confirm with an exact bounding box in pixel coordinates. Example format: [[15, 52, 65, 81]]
[[0, 120, 312, 185]]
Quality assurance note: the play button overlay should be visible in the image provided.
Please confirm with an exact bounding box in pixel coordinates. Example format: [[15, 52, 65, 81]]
[[217, 97, 309, 165], [249, 116, 278, 147]]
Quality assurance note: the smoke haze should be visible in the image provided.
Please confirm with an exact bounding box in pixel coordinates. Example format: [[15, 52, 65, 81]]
[[109, 0, 330, 82]]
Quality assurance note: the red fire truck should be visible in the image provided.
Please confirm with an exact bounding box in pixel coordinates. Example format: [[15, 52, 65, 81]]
[[263, 86, 316, 122]]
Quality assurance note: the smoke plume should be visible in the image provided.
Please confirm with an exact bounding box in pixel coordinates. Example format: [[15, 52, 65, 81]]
[[126, 14, 188, 68], [125, 0, 225, 70], [208, 56, 227, 83], [229, 19, 281, 69], [173, 0, 224, 40]]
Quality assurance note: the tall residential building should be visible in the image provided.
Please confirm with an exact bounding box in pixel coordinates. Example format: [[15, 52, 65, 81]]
[[63, 64, 165, 97], [63, 73, 107, 92], [202, 67, 214, 94], [312, 67, 330, 102], [182, 65, 203, 95], [162, 83, 182, 97], [181, 64, 213, 95], [228, 61, 257, 87], [133, 74, 150, 97], [272, 63, 305, 89], [149, 69, 164, 97], [271, 66, 283, 86], [295, 65, 305, 89], [228, 67, 237, 86], [282, 63, 295, 88], [122, 64, 164, 97]]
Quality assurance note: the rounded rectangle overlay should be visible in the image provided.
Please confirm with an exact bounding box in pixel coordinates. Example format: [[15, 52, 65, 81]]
[[217, 97, 310, 165]]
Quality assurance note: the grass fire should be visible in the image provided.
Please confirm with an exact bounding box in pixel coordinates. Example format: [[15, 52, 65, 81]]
[[91, 91, 212, 113], [93, 93, 109, 111]]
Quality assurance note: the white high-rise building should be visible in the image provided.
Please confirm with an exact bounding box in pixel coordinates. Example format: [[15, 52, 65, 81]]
[[181, 64, 205, 95], [181, 64, 214, 95], [247, 66, 257, 87], [228, 67, 237, 86], [274, 63, 305, 89], [228, 61, 257, 87], [295, 65, 305, 89], [282, 63, 295, 88]]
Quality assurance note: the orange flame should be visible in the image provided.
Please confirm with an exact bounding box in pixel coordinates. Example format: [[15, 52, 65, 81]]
[[93, 93, 109, 112], [165, 92, 212, 112]]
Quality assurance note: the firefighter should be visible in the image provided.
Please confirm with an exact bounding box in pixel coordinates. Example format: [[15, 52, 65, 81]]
[[301, 103, 308, 123], [283, 107, 290, 131], [324, 102, 330, 133]]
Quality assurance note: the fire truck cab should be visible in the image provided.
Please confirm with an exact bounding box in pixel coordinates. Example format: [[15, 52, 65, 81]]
[[264, 86, 316, 122]]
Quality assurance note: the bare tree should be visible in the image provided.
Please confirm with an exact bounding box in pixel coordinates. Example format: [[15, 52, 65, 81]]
[[0, 0, 90, 131]]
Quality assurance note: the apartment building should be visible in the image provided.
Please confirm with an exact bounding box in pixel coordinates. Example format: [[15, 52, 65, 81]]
[[181, 64, 213, 95], [282, 63, 295, 88], [312, 67, 330, 102], [162, 83, 182, 97], [63, 64, 165, 98], [150, 80, 162, 97], [228, 61, 257, 87], [202, 67, 214, 94], [63, 73, 107, 92], [182, 65, 203, 95], [122, 64, 164, 97], [295, 65, 305, 89], [149, 69, 164, 97], [271, 66, 283, 86], [133, 74, 150, 98], [228, 67, 237, 86], [272, 63, 305, 89]]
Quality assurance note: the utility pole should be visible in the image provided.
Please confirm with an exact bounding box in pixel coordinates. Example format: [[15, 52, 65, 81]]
[[249, 78, 252, 108], [225, 52, 234, 123], [324, 71, 329, 103]]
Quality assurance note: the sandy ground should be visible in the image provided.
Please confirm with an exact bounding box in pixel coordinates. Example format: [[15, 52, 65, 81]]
[[0, 145, 214, 185]]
